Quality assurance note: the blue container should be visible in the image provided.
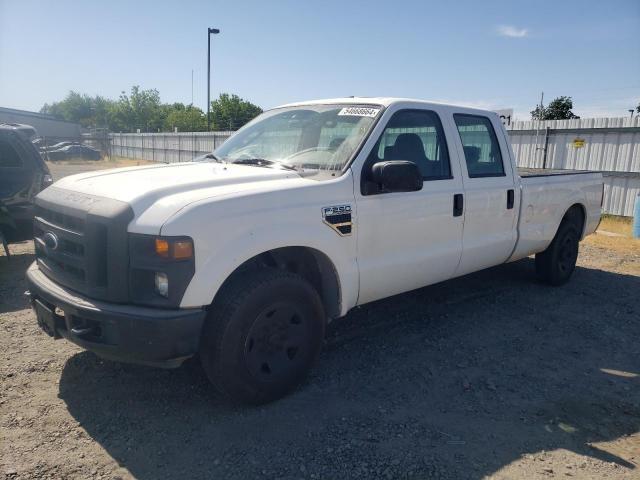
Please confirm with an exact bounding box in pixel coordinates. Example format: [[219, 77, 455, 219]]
[[634, 193, 640, 239]]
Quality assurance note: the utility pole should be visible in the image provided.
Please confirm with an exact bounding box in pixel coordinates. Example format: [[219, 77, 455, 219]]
[[534, 91, 545, 168], [207, 27, 220, 131]]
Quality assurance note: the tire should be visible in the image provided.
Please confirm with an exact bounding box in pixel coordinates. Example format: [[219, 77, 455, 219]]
[[199, 269, 325, 404], [535, 220, 580, 286]]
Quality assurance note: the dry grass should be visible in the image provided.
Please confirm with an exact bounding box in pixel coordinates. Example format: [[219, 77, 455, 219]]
[[584, 214, 639, 256], [599, 214, 634, 236]]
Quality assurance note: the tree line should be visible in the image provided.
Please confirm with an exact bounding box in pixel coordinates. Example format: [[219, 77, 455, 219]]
[[41, 89, 639, 130], [40, 87, 263, 132], [531, 96, 639, 120]]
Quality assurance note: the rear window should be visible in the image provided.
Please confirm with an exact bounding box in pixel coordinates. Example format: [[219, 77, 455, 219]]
[[0, 138, 23, 168], [454, 114, 505, 178]]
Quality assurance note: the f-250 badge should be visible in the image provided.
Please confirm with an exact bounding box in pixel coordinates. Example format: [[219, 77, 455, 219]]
[[322, 205, 353, 236]]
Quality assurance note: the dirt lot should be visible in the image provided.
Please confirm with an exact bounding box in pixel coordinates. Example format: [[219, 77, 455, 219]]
[[1, 163, 639, 479]]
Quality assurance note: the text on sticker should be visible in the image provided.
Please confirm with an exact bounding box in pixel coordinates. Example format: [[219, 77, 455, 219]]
[[338, 107, 380, 118]]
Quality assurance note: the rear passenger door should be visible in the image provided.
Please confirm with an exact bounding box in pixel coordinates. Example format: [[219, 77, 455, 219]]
[[450, 113, 518, 276]]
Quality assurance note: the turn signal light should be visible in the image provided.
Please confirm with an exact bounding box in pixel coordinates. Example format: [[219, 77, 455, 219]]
[[155, 239, 170, 257], [173, 240, 194, 260], [154, 237, 194, 259]]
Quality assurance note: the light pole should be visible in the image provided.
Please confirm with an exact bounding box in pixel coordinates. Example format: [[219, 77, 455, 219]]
[[207, 27, 220, 131]]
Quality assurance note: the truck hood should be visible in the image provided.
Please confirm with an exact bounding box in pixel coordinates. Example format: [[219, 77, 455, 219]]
[[54, 162, 301, 202], [50, 162, 308, 232]]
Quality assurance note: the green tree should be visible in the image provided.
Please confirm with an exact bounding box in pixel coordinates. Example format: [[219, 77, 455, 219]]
[[41, 88, 260, 132], [163, 104, 207, 132], [636, 102, 640, 114], [40, 91, 113, 128], [531, 96, 580, 120], [210, 93, 262, 131], [108, 86, 164, 132], [91, 95, 113, 128]]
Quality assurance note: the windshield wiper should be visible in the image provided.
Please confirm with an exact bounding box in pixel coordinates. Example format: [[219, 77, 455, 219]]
[[204, 153, 224, 162], [232, 158, 297, 171]]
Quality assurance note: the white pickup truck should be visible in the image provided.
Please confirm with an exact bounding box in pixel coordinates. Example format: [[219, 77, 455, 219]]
[[27, 98, 603, 403]]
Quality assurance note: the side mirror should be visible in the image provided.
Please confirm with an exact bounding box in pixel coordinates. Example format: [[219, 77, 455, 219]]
[[371, 161, 423, 193]]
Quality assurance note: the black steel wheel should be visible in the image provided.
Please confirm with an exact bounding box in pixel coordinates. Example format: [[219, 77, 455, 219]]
[[535, 220, 580, 286], [244, 302, 313, 382], [557, 228, 579, 276], [199, 269, 325, 404]]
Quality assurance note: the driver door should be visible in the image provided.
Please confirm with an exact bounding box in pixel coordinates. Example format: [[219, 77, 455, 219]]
[[355, 108, 465, 305]]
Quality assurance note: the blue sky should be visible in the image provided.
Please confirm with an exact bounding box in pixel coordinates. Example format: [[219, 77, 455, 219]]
[[1, 0, 638, 119]]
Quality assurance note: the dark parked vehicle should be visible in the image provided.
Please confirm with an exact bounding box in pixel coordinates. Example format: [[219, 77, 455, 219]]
[[42, 141, 76, 152], [0, 124, 53, 241], [0, 123, 38, 141], [47, 144, 101, 161]]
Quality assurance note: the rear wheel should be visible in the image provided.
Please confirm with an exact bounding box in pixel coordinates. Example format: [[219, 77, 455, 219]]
[[535, 220, 580, 286], [199, 269, 325, 404]]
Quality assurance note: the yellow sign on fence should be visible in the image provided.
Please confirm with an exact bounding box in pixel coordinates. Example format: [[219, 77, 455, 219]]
[[573, 138, 586, 148]]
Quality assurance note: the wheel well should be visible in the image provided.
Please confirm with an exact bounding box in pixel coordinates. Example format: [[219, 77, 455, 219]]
[[562, 204, 586, 237], [219, 247, 341, 320]]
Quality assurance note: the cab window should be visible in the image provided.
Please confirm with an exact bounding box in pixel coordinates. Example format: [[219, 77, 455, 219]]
[[454, 114, 505, 178], [366, 109, 451, 181]]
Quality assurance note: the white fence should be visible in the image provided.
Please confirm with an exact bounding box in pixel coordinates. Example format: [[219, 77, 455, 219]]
[[110, 131, 234, 163], [109, 116, 640, 216]]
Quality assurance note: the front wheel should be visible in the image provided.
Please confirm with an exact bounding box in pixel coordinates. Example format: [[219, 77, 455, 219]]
[[199, 269, 325, 404], [535, 221, 580, 286]]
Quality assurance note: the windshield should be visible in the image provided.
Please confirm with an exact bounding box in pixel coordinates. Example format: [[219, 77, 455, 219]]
[[211, 104, 382, 175]]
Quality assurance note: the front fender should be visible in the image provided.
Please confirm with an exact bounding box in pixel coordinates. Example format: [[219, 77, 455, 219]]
[[160, 176, 359, 315]]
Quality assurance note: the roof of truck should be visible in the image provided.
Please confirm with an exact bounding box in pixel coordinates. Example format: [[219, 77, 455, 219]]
[[278, 97, 496, 115]]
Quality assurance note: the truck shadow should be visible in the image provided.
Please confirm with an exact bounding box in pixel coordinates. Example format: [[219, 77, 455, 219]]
[[58, 258, 640, 479]]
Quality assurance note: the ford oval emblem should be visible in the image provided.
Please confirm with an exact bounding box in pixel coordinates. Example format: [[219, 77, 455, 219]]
[[43, 232, 59, 250]]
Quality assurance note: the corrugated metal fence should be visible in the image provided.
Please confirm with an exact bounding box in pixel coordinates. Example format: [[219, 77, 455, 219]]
[[110, 131, 234, 163], [508, 117, 639, 216], [110, 116, 640, 216]]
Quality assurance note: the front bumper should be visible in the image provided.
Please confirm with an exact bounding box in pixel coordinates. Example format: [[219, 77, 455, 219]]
[[26, 262, 206, 368]]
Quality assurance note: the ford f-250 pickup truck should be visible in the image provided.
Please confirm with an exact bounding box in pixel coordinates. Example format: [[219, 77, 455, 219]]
[[26, 98, 603, 404]]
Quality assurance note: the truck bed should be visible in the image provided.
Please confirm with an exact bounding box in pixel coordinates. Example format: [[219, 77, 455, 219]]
[[518, 167, 598, 178], [509, 168, 603, 263]]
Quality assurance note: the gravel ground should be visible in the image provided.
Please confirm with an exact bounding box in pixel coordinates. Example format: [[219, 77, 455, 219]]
[[1, 237, 639, 480]]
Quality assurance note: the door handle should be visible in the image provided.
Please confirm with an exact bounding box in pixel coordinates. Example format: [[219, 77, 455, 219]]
[[507, 189, 515, 209], [453, 193, 464, 217]]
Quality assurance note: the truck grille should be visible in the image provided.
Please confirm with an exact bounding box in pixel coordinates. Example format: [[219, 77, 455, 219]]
[[32, 184, 135, 303], [34, 205, 107, 295]]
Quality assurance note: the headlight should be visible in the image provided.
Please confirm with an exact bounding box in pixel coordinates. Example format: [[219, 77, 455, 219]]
[[155, 272, 169, 297], [129, 234, 196, 307], [41, 174, 53, 189]]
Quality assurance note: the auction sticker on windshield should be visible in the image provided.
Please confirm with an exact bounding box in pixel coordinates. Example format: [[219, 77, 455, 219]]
[[338, 107, 380, 117]]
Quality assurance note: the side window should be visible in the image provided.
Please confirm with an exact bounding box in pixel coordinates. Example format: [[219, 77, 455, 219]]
[[453, 114, 505, 178], [366, 109, 451, 181], [0, 138, 23, 168]]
